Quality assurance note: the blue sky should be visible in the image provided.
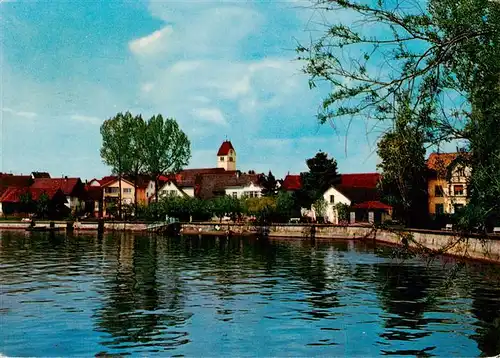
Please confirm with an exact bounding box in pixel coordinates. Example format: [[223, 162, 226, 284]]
[[0, 0, 391, 180]]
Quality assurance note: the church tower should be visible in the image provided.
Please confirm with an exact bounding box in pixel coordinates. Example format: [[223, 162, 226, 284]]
[[217, 140, 236, 171]]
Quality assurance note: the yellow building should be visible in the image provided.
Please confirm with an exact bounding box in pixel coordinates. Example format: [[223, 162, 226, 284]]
[[427, 152, 470, 215], [98, 177, 148, 217]]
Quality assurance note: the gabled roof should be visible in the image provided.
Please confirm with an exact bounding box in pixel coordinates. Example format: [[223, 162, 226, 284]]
[[99, 176, 135, 187], [158, 181, 189, 197], [427, 152, 459, 171], [31, 178, 82, 196], [217, 141, 235, 156], [98, 176, 118, 186], [0, 187, 64, 203], [0, 175, 33, 195], [282, 175, 302, 191]]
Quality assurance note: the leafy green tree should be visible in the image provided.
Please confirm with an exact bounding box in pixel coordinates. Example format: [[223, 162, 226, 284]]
[[335, 203, 350, 223], [100, 112, 134, 218], [298, 151, 341, 208], [211, 196, 243, 222], [377, 97, 429, 227], [143, 115, 191, 203], [275, 191, 296, 222], [259, 171, 278, 196], [297, 0, 500, 231], [36, 193, 50, 219], [123, 114, 147, 217], [312, 198, 328, 223]]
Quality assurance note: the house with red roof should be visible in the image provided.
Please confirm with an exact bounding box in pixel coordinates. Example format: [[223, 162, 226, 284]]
[[427, 152, 470, 215], [282, 174, 302, 191], [31, 177, 87, 214], [283, 172, 392, 224], [0, 186, 67, 217]]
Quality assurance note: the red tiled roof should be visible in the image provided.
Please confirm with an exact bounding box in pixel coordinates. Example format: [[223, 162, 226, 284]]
[[0, 187, 62, 203], [282, 175, 302, 191], [426, 152, 470, 176], [217, 141, 235, 156], [175, 168, 229, 187], [427, 152, 458, 170], [0, 175, 33, 196], [31, 178, 82, 196], [0, 175, 32, 188], [281, 173, 381, 191], [98, 176, 118, 186], [336, 185, 380, 204], [352, 201, 392, 210], [340, 173, 381, 188]]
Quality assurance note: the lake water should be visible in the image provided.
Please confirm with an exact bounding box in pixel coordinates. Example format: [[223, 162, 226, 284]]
[[1, 231, 500, 357]]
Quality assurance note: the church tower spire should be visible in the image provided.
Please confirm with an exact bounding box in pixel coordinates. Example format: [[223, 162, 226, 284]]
[[217, 140, 236, 171]]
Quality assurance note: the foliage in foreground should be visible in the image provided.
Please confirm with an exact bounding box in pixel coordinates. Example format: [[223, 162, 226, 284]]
[[298, 0, 500, 231]]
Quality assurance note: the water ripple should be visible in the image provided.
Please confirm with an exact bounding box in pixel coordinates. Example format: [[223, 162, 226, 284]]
[[0, 232, 500, 357]]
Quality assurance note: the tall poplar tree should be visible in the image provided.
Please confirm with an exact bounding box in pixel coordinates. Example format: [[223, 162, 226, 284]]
[[143, 115, 191, 202]]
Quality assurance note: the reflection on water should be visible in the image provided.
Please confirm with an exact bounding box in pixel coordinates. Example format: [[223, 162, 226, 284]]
[[1, 231, 500, 357]]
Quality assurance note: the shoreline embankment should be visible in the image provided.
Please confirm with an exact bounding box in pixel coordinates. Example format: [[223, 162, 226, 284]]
[[1, 220, 500, 264]]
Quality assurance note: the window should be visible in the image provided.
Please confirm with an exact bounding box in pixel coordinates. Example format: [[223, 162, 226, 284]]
[[161, 190, 167, 195], [229, 157, 233, 162], [456, 167, 465, 177], [123, 188, 132, 194], [435, 185, 444, 197], [454, 185, 464, 196], [170, 190, 176, 196], [232, 192, 238, 198], [220, 156, 224, 161], [330, 195, 335, 204], [435, 204, 444, 215], [105, 187, 119, 194]]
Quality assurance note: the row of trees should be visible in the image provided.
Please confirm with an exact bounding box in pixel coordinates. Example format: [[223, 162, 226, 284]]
[[299, 0, 500, 231], [100, 112, 191, 218], [139, 192, 298, 223]]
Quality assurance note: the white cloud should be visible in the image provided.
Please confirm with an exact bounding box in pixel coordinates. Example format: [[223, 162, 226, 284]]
[[1, 107, 37, 119], [129, 26, 174, 55], [191, 107, 227, 126]]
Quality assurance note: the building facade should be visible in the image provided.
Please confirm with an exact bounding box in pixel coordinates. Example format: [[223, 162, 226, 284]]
[[427, 152, 470, 215]]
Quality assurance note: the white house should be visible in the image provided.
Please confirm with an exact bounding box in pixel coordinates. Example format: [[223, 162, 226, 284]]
[[147, 180, 188, 201], [225, 181, 262, 199], [319, 186, 351, 224]]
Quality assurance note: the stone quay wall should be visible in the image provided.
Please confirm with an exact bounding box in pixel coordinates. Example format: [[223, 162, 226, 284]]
[[1, 220, 500, 263]]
